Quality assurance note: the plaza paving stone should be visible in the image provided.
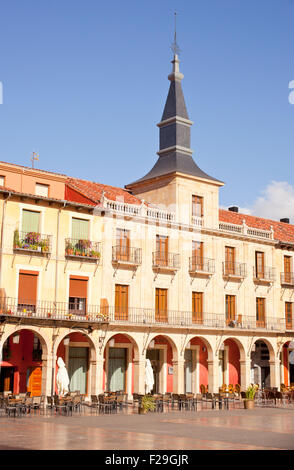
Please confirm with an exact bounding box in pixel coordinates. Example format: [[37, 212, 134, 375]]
[[0, 405, 293, 451]]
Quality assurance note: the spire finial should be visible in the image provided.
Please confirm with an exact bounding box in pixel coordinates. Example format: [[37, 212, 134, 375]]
[[171, 12, 181, 57]]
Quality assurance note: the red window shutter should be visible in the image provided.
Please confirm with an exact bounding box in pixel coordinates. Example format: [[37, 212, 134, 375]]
[[18, 271, 38, 304], [69, 276, 88, 298]]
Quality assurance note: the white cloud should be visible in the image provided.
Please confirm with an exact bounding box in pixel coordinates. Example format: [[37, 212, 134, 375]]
[[225, 181, 294, 222], [251, 181, 294, 221]]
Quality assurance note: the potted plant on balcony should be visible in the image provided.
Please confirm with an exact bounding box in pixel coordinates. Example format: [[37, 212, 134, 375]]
[[25, 232, 41, 251], [138, 395, 156, 414], [77, 239, 91, 256], [13, 229, 20, 249], [244, 384, 258, 409], [40, 239, 49, 253]]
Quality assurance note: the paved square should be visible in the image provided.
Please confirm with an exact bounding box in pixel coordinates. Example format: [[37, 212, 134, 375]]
[[0, 405, 293, 450]]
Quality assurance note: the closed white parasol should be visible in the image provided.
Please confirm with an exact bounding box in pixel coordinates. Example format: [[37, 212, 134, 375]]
[[145, 359, 154, 394], [56, 357, 70, 396]]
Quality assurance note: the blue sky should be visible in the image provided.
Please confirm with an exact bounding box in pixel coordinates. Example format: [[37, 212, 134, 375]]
[[0, 0, 293, 218]]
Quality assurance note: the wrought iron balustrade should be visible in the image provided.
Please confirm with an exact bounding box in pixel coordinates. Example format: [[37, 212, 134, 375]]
[[281, 272, 294, 286], [65, 238, 101, 260], [112, 246, 142, 265], [253, 266, 276, 282], [189, 256, 215, 274], [152, 251, 180, 270], [222, 262, 247, 278], [13, 230, 52, 254]]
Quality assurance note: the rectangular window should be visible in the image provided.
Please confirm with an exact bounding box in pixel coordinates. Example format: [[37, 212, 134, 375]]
[[192, 241, 203, 270], [156, 235, 169, 266], [192, 292, 203, 324], [285, 302, 292, 330], [116, 228, 130, 261], [0, 176, 5, 186], [115, 284, 128, 320], [192, 195, 203, 218], [35, 183, 49, 197], [255, 252, 265, 278], [22, 209, 40, 234], [155, 288, 168, 322], [225, 246, 235, 275], [256, 298, 266, 327], [18, 270, 38, 312], [284, 256, 292, 283], [69, 276, 88, 315], [225, 295, 236, 325], [71, 218, 89, 241]]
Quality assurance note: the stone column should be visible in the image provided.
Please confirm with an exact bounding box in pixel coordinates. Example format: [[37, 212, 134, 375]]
[[240, 359, 251, 391], [173, 358, 185, 394], [94, 355, 105, 395], [133, 358, 146, 395], [207, 359, 219, 393], [269, 359, 280, 388], [42, 352, 55, 397]]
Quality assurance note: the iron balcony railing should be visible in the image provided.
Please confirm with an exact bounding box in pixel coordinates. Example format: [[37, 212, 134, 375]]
[[65, 238, 101, 260], [281, 272, 294, 286], [222, 262, 247, 278], [253, 266, 276, 283], [13, 230, 52, 254], [112, 246, 142, 265], [0, 297, 286, 332], [189, 256, 215, 274], [152, 251, 180, 270]]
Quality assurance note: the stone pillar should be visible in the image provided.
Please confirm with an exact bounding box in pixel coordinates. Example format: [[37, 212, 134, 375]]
[[95, 355, 105, 395], [173, 358, 185, 394], [207, 359, 219, 393], [240, 359, 251, 391], [133, 358, 146, 395], [269, 359, 280, 388]]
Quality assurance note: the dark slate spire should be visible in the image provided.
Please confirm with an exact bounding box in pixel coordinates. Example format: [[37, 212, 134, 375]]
[[126, 49, 223, 187]]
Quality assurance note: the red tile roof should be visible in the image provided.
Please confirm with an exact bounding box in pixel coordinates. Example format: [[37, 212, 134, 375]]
[[219, 209, 294, 244], [66, 177, 143, 206]]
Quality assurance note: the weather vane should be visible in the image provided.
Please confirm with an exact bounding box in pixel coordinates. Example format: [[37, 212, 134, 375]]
[[31, 151, 39, 169], [171, 12, 181, 56]]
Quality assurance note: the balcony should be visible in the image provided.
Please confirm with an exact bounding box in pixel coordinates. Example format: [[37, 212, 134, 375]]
[[65, 238, 101, 261], [253, 266, 276, 284], [281, 272, 294, 287], [285, 318, 294, 330], [222, 262, 246, 280], [13, 230, 52, 255], [189, 257, 215, 276], [0, 298, 286, 332], [112, 246, 142, 268], [152, 252, 180, 273]]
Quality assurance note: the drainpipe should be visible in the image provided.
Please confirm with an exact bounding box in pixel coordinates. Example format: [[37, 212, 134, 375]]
[[0, 192, 12, 289], [51, 200, 67, 397]]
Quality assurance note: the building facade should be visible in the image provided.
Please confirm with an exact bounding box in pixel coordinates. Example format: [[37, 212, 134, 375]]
[[0, 51, 294, 398]]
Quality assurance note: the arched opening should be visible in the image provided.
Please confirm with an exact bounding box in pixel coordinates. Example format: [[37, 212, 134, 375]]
[[146, 335, 177, 394], [218, 338, 242, 389], [104, 333, 139, 398], [250, 340, 271, 388], [282, 341, 294, 388], [55, 331, 95, 396], [184, 337, 210, 394], [0, 329, 46, 396]]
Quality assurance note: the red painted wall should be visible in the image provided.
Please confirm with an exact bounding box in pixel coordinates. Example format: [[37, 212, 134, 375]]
[[190, 337, 209, 391], [0, 330, 42, 394], [225, 339, 240, 385]]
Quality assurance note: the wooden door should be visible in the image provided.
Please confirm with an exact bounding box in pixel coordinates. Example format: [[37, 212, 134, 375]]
[[28, 366, 42, 396], [156, 235, 168, 266], [255, 252, 265, 278], [192, 292, 203, 324], [155, 288, 167, 322], [226, 295, 236, 324], [192, 195, 203, 217], [285, 302, 292, 329], [192, 241, 203, 270], [256, 298, 266, 327], [225, 247, 235, 275], [116, 229, 130, 261], [115, 284, 128, 320], [284, 256, 292, 283]]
